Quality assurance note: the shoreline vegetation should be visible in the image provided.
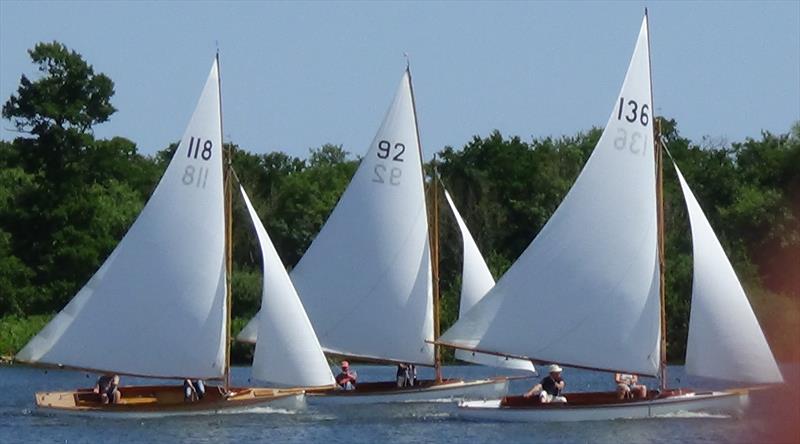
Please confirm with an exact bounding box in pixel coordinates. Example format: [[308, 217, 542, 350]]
[[1, 42, 798, 369]]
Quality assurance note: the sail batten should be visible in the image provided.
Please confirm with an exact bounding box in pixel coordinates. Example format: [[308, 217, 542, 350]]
[[17, 60, 227, 379], [440, 16, 661, 376], [240, 186, 335, 388], [676, 164, 783, 384]]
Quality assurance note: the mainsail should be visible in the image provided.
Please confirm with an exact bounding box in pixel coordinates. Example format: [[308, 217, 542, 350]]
[[238, 71, 435, 365], [440, 16, 661, 376], [239, 186, 335, 388], [675, 164, 783, 384], [17, 60, 227, 379], [443, 190, 536, 373]]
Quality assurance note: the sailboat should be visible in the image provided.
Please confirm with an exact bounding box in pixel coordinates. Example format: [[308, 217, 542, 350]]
[[437, 12, 783, 421], [14, 56, 335, 415], [238, 65, 511, 403], [442, 189, 536, 373]]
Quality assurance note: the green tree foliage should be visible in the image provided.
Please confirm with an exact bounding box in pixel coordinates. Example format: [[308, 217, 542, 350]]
[[0, 42, 158, 314], [1, 42, 797, 365]]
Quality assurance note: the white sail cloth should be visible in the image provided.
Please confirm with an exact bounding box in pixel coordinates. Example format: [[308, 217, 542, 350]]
[[239, 187, 335, 388], [242, 71, 434, 366], [440, 16, 661, 376], [676, 165, 783, 384], [444, 190, 536, 373], [17, 60, 227, 379]]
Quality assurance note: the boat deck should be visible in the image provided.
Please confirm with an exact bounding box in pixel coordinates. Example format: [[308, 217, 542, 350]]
[[500, 388, 692, 408], [36, 385, 304, 413]]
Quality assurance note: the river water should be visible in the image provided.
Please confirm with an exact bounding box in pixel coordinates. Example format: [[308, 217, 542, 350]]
[[1, 363, 797, 443]]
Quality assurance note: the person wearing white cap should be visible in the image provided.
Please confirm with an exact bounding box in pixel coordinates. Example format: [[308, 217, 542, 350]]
[[523, 364, 567, 403]]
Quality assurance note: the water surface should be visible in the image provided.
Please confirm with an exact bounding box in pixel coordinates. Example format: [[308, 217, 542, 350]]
[[1, 364, 797, 443]]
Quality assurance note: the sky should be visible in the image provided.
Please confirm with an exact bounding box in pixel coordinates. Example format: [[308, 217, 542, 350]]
[[1, 1, 798, 159]]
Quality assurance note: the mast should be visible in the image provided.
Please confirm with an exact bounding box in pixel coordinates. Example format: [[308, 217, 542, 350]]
[[431, 155, 443, 383], [406, 58, 443, 382], [645, 9, 668, 391], [218, 50, 233, 392]]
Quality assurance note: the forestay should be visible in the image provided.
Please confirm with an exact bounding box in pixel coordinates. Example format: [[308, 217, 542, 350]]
[[239, 186, 335, 388], [440, 16, 661, 376], [17, 60, 227, 379], [290, 70, 433, 365], [676, 165, 783, 384], [443, 190, 536, 373]]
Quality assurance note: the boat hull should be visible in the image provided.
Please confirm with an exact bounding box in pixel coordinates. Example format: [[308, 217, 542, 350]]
[[457, 388, 749, 422], [35, 385, 305, 417], [307, 377, 510, 405]]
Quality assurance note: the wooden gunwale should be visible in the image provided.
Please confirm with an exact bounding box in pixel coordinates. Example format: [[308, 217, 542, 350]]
[[496, 388, 742, 410], [35, 384, 304, 413], [306, 375, 517, 397]]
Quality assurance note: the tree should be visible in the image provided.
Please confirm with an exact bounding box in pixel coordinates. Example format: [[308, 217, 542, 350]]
[[3, 41, 115, 185]]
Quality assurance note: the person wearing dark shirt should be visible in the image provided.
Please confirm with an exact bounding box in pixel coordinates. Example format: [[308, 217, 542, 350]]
[[396, 363, 417, 387], [95, 374, 121, 404], [524, 364, 567, 403], [335, 360, 357, 390]]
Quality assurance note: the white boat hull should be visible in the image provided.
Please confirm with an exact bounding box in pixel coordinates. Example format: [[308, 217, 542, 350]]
[[308, 377, 509, 405], [457, 389, 749, 422]]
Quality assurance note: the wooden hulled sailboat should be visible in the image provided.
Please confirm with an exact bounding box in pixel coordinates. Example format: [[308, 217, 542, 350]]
[[14, 56, 335, 416], [437, 12, 783, 421], [238, 65, 511, 404]]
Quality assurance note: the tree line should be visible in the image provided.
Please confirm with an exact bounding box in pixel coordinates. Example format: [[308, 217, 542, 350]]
[[1, 42, 798, 363]]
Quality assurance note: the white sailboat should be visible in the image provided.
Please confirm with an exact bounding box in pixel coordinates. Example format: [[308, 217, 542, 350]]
[[438, 12, 783, 421], [15, 56, 334, 415], [443, 189, 536, 373], [239, 66, 510, 403]]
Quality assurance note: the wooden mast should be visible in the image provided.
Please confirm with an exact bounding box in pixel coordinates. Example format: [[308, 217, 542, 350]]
[[431, 154, 443, 383], [645, 9, 668, 391], [405, 57, 443, 382], [218, 50, 234, 393]]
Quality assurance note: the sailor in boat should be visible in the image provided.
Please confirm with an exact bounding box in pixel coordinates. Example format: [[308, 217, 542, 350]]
[[396, 363, 417, 387], [523, 364, 567, 404], [183, 379, 206, 402], [335, 361, 357, 390], [95, 374, 121, 404], [614, 373, 647, 400]]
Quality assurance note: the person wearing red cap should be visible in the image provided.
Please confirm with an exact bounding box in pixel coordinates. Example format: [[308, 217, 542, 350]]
[[335, 360, 358, 390]]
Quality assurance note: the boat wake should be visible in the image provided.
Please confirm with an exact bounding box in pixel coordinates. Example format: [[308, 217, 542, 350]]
[[216, 406, 300, 416], [652, 411, 731, 419]]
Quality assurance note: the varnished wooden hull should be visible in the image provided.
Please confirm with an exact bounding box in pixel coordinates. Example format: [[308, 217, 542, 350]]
[[35, 385, 305, 417], [457, 388, 750, 422], [306, 377, 511, 405]]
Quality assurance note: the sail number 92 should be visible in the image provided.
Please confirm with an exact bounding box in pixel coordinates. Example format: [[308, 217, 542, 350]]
[[373, 139, 404, 186], [617, 97, 649, 127]]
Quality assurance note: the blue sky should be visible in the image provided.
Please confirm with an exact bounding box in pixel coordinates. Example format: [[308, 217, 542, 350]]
[[1, 1, 798, 159]]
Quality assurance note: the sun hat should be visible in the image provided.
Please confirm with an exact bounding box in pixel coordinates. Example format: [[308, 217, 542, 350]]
[[548, 364, 563, 373]]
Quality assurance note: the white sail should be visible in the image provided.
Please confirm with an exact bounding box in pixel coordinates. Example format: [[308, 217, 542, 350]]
[[248, 71, 434, 366], [17, 60, 227, 379], [239, 186, 335, 388], [675, 165, 783, 384], [440, 16, 661, 376], [443, 190, 536, 373]]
